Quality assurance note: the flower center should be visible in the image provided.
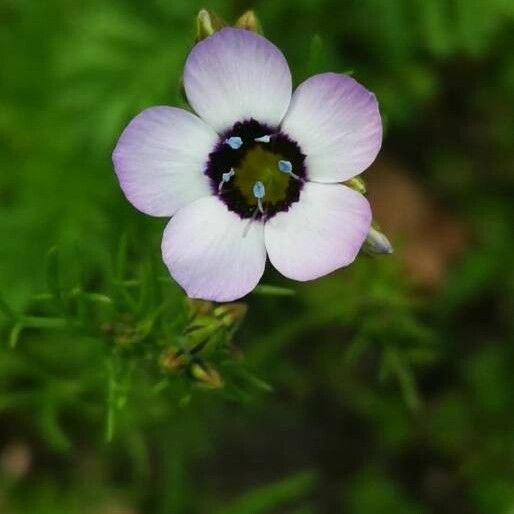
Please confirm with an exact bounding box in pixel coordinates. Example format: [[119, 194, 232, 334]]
[[233, 146, 290, 207], [205, 119, 306, 220]]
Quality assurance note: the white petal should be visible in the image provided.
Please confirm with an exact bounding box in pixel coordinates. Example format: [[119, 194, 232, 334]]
[[281, 73, 382, 182], [265, 183, 371, 281], [184, 28, 292, 133], [162, 196, 266, 301], [113, 106, 217, 216]]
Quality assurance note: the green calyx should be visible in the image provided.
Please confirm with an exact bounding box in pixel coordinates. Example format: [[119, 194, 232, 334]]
[[195, 9, 262, 42]]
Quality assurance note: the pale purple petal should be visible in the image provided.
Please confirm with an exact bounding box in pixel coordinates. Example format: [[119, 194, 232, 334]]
[[184, 27, 292, 133], [265, 183, 371, 281], [281, 73, 382, 183], [113, 106, 217, 217], [162, 196, 266, 301]]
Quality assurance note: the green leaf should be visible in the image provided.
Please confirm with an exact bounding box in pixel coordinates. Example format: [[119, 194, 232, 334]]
[[215, 470, 318, 514], [0, 292, 17, 322], [253, 284, 296, 297], [45, 246, 63, 306], [8, 323, 23, 349], [383, 346, 422, 412]]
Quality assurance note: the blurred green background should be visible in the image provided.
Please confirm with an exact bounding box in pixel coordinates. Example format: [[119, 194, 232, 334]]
[[1, 0, 514, 513]]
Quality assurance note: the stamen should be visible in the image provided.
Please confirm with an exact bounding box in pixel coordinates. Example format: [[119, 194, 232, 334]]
[[252, 181, 265, 214], [225, 136, 243, 150], [218, 168, 235, 191], [252, 181, 265, 199], [278, 160, 303, 181], [254, 135, 271, 143]]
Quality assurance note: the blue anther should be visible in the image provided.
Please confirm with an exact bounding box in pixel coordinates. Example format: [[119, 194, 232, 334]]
[[254, 135, 271, 143], [225, 136, 243, 150], [222, 169, 235, 182], [253, 181, 266, 199], [218, 168, 235, 191], [278, 160, 293, 174]]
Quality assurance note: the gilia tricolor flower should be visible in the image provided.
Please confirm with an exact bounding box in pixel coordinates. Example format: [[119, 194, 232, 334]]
[[113, 28, 382, 302]]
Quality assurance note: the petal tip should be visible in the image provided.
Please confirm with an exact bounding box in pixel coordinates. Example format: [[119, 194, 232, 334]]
[[184, 25, 292, 132], [161, 197, 266, 303]]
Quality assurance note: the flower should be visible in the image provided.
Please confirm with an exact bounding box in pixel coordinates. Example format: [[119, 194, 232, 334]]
[[113, 28, 382, 302]]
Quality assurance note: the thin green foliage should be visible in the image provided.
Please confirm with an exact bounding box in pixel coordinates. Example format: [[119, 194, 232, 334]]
[[1, 0, 513, 512]]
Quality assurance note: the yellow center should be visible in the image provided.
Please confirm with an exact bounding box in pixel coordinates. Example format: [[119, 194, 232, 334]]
[[232, 146, 290, 206]]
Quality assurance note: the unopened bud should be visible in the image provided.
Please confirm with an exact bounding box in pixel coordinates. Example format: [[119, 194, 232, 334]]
[[161, 347, 186, 371], [191, 363, 223, 389], [235, 10, 262, 33], [214, 302, 247, 328], [345, 176, 367, 194], [362, 226, 394, 255], [195, 9, 226, 41], [184, 299, 225, 347], [187, 298, 214, 319]]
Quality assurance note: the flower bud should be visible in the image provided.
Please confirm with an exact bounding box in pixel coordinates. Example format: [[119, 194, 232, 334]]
[[345, 176, 367, 194], [185, 323, 221, 349], [161, 347, 187, 371], [362, 226, 394, 256], [234, 10, 262, 33], [213, 302, 247, 328], [195, 9, 226, 42], [190, 363, 223, 388], [187, 297, 216, 318]]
